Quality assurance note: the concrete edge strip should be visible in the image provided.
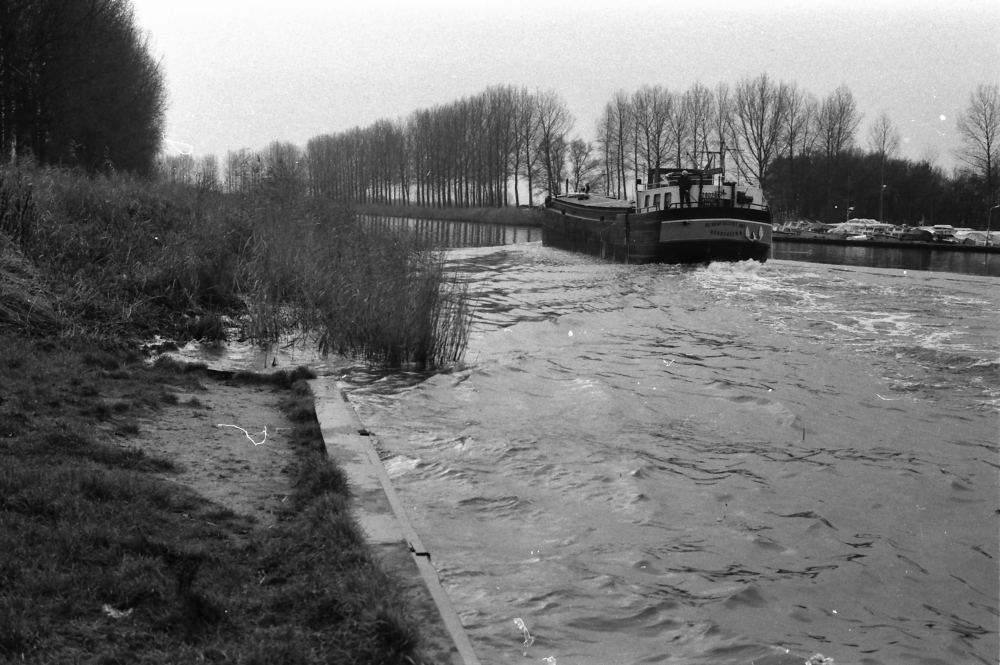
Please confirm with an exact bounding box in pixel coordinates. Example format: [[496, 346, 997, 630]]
[[316, 379, 481, 665]]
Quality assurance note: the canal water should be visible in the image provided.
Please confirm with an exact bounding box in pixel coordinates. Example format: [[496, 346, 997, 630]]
[[178, 220, 998, 664], [366, 214, 543, 248], [340, 224, 998, 664]]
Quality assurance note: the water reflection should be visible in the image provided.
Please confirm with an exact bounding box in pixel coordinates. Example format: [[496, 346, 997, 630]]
[[362, 214, 542, 248], [772, 241, 1000, 277]]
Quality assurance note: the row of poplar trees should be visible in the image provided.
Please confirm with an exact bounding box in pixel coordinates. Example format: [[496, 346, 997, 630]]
[[0, 0, 166, 174], [303, 85, 573, 209]]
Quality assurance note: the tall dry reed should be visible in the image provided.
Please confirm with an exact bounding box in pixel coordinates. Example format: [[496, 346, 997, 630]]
[[241, 200, 471, 369]]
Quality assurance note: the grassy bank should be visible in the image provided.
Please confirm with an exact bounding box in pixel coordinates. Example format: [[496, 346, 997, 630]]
[[0, 165, 471, 662], [0, 339, 431, 663], [358, 201, 544, 227]]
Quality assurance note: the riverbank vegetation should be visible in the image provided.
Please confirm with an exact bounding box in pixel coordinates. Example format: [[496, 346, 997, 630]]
[[0, 162, 448, 664], [0, 163, 471, 368], [0, 160, 470, 660]]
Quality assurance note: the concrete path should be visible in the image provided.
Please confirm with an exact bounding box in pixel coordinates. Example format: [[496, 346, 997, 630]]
[[309, 378, 480, 665]]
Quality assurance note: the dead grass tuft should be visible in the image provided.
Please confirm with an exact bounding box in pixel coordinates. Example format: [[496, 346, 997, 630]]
[[0, 235, 59, 334]]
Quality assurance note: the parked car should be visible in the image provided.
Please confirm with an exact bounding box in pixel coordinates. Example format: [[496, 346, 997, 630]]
[[899, 229, 933, 242]]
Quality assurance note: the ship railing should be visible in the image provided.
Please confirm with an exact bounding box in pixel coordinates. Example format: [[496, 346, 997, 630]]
[[637, 186, 768, 213], [664, 200, 770, 212], [636, 201, 770, 213]]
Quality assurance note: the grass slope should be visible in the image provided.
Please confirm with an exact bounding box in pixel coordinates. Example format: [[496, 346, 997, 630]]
[[0, 338, 431, 664]]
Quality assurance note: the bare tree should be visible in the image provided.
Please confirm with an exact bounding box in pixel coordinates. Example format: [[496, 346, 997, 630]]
[[781, 82, 817, 216], [160, 153, 196, 184], [535, 90, 574, 196], [225, 149, 264, 195], [595, 103, 617, 196], [868, 111, 901, 221], [567, 138, 599, 191], [630, 90, 642, 193], [711, 82, 732, 176], [261, 141, 304, 203], [649, 86, 674, 179], [668, 90, 690, 171], [515, 89, 542, 206], [612, 90, 633, 198], [594, 91, 633, 198], [816, 84, 862, 220], [631, 85, 673, 184], [196, 154, 220, 191], [488, 85, 519, 206], [685, 82, 715, 170], [730, 73, 785, 189], [956, 83, 1000, 210], [816, 84, 862, 164]]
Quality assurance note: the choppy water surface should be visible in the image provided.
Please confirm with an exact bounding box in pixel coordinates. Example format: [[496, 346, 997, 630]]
[[343, 243, 998, 665]]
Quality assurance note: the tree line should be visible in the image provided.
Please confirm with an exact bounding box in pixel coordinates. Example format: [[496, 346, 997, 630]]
[[2, 1, 993, 228], [1, 0, 166, 175], [159, 77, 996, 229]]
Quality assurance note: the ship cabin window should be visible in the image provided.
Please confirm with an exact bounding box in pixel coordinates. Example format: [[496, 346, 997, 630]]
[[653, 193, 661, 209], [665, 192, 672, 207], [643, 195, 650, 209]]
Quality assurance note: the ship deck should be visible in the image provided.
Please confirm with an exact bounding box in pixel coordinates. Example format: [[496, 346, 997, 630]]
[[552, 194, 632, 210]]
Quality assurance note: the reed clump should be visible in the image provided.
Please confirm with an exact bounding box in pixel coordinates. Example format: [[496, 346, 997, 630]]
[[270, 209, 471, 368], [0, 163, 472, 368]]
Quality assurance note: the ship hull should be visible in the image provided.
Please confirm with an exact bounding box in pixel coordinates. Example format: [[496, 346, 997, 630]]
[[542, 197, 772, 265]]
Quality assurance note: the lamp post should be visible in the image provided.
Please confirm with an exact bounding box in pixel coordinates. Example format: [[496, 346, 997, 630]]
[[846, 174, 851, 221], [880, 184, 887, 222]]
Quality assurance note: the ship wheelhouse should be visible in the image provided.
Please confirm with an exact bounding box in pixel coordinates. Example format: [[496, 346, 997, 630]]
[[635, 168, 769, 216]]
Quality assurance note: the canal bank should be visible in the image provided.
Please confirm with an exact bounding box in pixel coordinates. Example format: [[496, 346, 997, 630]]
[[771, 237, 1000, 277], [773, 235, 1000, 253], [309, 377, 481, 665]]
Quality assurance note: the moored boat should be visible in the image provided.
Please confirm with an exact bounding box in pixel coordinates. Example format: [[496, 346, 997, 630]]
[[542, 168, 772, 264]]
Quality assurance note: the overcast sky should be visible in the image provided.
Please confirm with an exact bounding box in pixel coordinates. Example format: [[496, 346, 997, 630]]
[[131, 0, 999, 171]]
